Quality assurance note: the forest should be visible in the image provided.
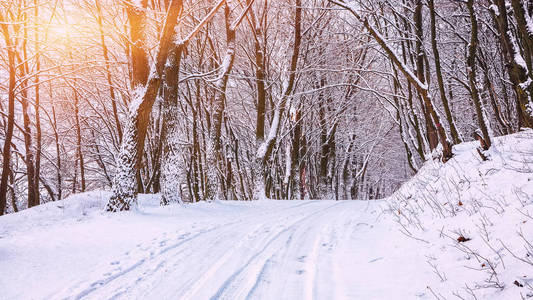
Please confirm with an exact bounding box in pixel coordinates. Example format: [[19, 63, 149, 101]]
[[1, 0, 533, 214], [2, 1, 533, 299]]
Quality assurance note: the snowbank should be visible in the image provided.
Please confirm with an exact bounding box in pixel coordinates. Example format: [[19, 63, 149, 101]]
[[386, 130, 533, 299]]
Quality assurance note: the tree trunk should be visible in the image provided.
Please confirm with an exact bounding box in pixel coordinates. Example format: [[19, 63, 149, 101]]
[[96, 0, 123, 142], [160, 43, 185, 205], [249, 0, 267, 143], [0, 17, 16, 215], [107, 0, 184, 211], [248, 0, 268, 200], [413, 0, 438, 152], [108, 0, 223, 210], [490, 0, 533, 128], [205, 1, 253, 200], [51, 96, 62, 201], [126, 0, 150, 89], [428, 0, 461, 144], [74, 89, 86, 192], [8, 169, 18, 213], [254, 0, 302, 199], [206, 4, 236, 200], [33, 0, 42, 206], [20, 19, 38, 208], [467, 0, 491, 149]]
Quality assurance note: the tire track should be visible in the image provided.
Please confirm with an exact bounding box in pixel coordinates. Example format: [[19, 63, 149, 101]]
[[209, 202, 344, 300], [60, 201, 323, 300]]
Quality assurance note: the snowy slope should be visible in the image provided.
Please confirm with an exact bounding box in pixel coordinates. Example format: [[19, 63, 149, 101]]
[[388, 129, 533, 299], [0, 131, 532, 299]]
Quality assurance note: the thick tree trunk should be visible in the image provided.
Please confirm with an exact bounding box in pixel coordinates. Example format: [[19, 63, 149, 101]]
[[249, 0, 267, 143], [108, 0, 223, 210], [510, 0, 533, 74], [107, 0, 184, 211], [510, 0, 533, 121], [248, 0, 268, 200], [160, 44, 184, 205], [491, 0, 533, 128], [126, 0, 150, 89], [414, 1, 438, 152]]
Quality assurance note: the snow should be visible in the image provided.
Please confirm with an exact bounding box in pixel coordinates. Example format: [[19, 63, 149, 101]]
[[509, 30, 528, 72], [127, 86, 147, 114], [489, 4, 499, 17], [0, 195, 428, 299], [256, 106, 280, 160], [388, 130, 533, 299], [1, 131, 533, 299]]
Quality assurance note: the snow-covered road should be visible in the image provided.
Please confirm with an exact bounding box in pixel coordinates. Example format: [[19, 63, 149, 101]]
[[0, 196, 428, 299]]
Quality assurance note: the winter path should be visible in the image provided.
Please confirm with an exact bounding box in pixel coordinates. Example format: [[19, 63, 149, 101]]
[[0, 195, 429, 300]]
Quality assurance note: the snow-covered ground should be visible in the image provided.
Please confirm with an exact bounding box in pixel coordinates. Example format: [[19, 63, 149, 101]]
[[0, 195, 429, 299], [386, 130, 533, 299], [1, 131, 532, 299]]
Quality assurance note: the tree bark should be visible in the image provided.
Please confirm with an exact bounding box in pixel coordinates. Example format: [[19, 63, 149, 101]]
[[428, 0, 461, 144], [74, 89, 86, 192], [96, 0, 123, 142], [160, 43, 185, 205], [467, 0, 491, 149], [126, 0, 150, 88], [0, 15, 16, 215], [414, 0, 438, 152], [490, 0, 533, 128], [20, 17, 38, 208], [33, 0, 42, 206], [107, 0, 184, 211], [254, 0, 302, 199], [205, 1, 254, 200]]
